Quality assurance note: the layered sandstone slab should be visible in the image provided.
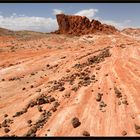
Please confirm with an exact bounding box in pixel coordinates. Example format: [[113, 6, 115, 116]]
[[0, 31, 140, 136]]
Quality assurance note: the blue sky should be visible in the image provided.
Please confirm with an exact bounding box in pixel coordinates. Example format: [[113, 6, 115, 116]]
[[0, 3, 139, 32]]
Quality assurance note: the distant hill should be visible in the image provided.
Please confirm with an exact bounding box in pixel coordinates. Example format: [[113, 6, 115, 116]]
[[0, 27, 47, 40], [122, 28, 140, 37], [0, 27, 15, 36]]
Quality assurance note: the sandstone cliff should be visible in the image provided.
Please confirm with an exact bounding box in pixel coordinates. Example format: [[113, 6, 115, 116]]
[[55, 14, 118, 35]]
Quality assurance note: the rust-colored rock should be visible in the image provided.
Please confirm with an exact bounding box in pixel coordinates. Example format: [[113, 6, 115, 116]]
[[71, 117, 81, 128], [82, 131, 90, 136], [55, 14, 118, 36], [121, 130, 127, 136]]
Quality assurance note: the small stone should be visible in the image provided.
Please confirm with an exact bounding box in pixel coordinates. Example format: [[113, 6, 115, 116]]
[[6, 119, 12, 124], [36, 123, 41, 128], [26, 129, 34, 136], [122, 100, 129, 105], [91, 75, 95, 80], [53, 101, 60, 108], [135, 124, 140, 130], [14, 111, 23, 117], [59, 87, 65, 91], [46, 64, 50, 67], [22, 87, 26, 90], [31, 72, 35, 76], [1, 121, 7, 127], [36, 88, 41, 92], [50, 97, 55, 102], [37, 97, 46, 105], [71, 84, 79, 92], [37, 114, 45, 123], [30, 85, 34, 88], [51, 107, 57, 112], [84, 76, 90, 81], [99, 101, 107, 108], [71, 117, 81, 128], [136, 129, 140, 134], [30, 133, 36, 137], [114, 87, 122, 98], [30, 101, 37, 107], [65, 92, 71, 98], [96, 67, 101, 70], [4, 114, 8, 117], [47, 111, 52, 117], [31, 126, 37, 133], [66, 69, 70, 73], [122, 130, 127, 136], [37, 106, 42, 112], [27, 120, 32, 124], [22, 108, 27, 113], [131, 114, 135, 119], [105, 74, 108, 76], [118, 101, 121, 105], [4, 128, 10, 133], [2, 79, 5, 81], [96, 93, 102, 102], [82, 131, 90, 136]]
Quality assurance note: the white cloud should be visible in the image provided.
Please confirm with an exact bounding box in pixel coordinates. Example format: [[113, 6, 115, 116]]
[[74, 9, 98, 20], [101, 19, 124, 29], [74, 9, 129, 29], [0, 15, 58, 32], [0, 9, 136, 33], [100, 19, 133, 30], [53, 9, 64, 15], [124, 19, 131, 24]]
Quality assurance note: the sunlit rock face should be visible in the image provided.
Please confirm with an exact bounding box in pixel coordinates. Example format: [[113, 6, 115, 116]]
[[55, 14, 118, 35]]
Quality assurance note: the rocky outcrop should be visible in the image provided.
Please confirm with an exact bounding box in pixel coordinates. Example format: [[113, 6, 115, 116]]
[[0, 28, 14, 36], [122, 28, 140, 37], [55, 14, 118, 36]]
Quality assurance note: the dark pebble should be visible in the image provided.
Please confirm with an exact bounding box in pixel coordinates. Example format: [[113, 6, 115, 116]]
[[4, 128, 10, 133], [71, 117, 81, 128], [4, 114, 8, 117], [82, 131, 90, 136]]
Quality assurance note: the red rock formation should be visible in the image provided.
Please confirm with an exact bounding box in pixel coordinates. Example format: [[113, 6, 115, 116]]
[[55, 14, 118, 36]]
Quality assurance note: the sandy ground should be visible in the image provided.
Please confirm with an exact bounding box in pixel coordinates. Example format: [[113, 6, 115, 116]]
[[0, 33, 140, 137]]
